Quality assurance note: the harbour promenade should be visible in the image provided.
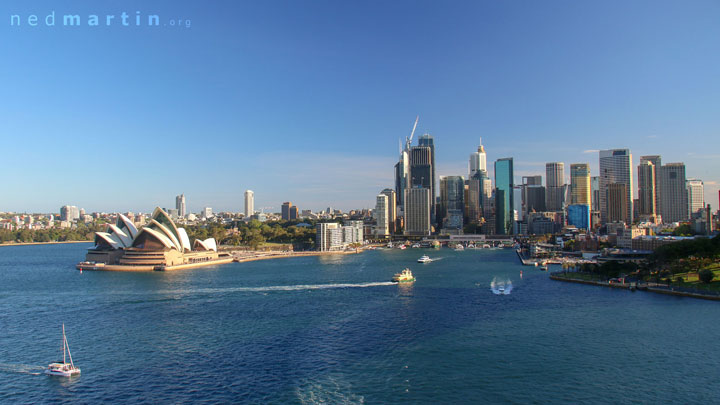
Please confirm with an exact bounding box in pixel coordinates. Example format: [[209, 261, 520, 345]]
[[550, 272, 720, 301]]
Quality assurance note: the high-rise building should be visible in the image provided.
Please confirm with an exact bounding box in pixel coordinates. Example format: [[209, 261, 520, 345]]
[[495, 158, 514, 235], [521, 176, 545, 220], [316, 222, 342, 251], [469, 138, 487, 179], [599, 149, 633, 224], [175, 194, 186, 218], [380, 188, 397, 234], [607, 183, 629, 223], [640, 156, 662, 215], [60, 205, 80, 221], [343, 220, 364, 244], [567, 204, 590, 230], [439, 176, 465, 231], [418, 133, 436, 220], [545, 162, 566, 211], [410, 145, 434, 221], [374, 194, 389, 238], [404, 187, 431, 236], [687, 179, 704, 217], [244, 190, 254, 218], [591, 176, 600, 212], [637, 161, 657, 217], [570, 164, 591, 205], [202, 207, 213, 219], [659, 163, 688, 223], [281, 202, 298, 220]]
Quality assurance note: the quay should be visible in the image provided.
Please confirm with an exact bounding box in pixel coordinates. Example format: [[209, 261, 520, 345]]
[[550, 273, 720, 301]]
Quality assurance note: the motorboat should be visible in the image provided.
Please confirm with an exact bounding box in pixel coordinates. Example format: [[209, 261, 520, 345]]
[[45, 324, 80, 377], [417, 255, 433, 263], [391, 268, 415, 283], [454, 244, 464, 251]]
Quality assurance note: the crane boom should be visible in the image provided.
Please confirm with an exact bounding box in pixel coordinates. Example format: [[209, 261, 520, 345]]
[[405, 115, 419, 151]]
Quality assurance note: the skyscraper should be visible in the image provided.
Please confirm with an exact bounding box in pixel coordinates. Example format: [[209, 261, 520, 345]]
[[570, 164, 590, 205], [521, 176, 546, 219], [175, 194, 186, 218], [599, 149, 633, 224], [687, 179, 705, 217], [591, 176, 600, 212], [418, 133, 436, 209], [281, 202, 298, 220], [607, 183, 629, 223], [439, 176, 465, 232], [640, 155, 662, 215], [545, 162, 566, 211], [637, 161, 657, 217], [659, 163, 688, 223], [404, 187, 431, 236], [495, 158, 514, 235], [469, 138, 487, 179], [380, 188, 397, 234], [374, 194, 389, 237], [244, 190, 254, 218]]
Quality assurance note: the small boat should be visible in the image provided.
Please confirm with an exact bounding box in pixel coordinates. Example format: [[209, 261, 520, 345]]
[[398, 245, 406, 250], [540, 265, 548, 271], [391, 268, 415, 283], [45, 324, 80, 377], [454, 244, 464, 251], [417, 255, 433, 263], [411, 243, 421, 248]]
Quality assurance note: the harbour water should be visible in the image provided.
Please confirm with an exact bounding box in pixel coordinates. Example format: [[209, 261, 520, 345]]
[[1, 243, 719, 403]]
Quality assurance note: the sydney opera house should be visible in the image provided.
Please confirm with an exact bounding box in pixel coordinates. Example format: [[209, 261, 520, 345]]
[[77, 207, 232, 271]]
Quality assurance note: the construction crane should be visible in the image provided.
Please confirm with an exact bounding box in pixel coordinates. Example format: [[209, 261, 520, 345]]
[[404, 115, 419, 151]]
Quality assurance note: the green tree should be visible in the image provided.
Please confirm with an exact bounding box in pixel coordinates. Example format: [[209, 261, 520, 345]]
[[699, 269, 714, 284]]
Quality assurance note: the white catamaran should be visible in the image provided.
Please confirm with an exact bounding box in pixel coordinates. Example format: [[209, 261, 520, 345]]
[[45, 324, 81, 377]]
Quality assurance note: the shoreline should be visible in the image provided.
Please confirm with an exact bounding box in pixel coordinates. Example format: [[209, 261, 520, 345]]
[[0, 240, 92, 247], [550, 273, 720, 301], [77, 248, 364, 272]]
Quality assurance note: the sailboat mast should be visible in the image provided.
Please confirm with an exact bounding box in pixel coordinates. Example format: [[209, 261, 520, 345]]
[[62, 324, 66, 365]]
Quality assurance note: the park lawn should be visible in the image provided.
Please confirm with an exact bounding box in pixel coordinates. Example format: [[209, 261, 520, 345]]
[[671, 264, 720, 283]]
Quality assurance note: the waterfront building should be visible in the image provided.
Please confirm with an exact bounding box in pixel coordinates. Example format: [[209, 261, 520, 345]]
[[281, 202, 298, 221], [380, 188, 397, 234], [244, 190, 254, 218], [316, 222, 343, 251], [404, 187, 431, 236], [494, 158, 514, 235], [570, 164, 590, 205], [374, 193, 389, 238], [469, 138, 487, 179], [84, 207, 221, 269], [607, 183, 629, 224], [175, 194, 186, 218], [599, 149, 633, 224], [567, 204, 590, 230], [439, 176, 465, 232], [687, 179, 704, 217], [60, 205, 80, 221], [343, 220, 364, 244], [659, 163, 688, 223]]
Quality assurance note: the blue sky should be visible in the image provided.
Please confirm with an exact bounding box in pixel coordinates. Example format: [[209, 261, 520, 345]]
[[1, 0, 719, 214]]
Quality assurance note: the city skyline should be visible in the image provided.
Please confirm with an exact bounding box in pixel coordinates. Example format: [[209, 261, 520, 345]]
[[2, 1, 719, 213]]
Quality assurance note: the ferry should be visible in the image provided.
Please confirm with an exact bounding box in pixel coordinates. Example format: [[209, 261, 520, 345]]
[[417, 255, 433, 263], [45, 324, 80, 377], [391, 268, 415, 283]]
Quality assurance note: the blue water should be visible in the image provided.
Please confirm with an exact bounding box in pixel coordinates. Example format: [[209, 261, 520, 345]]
[[1, 244, 719, 403]]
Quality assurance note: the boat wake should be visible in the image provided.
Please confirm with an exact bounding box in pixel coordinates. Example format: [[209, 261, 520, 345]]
[[490, 277, 513, 295], [160, 282, 397, 296], [0, 363, 45, 375]]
